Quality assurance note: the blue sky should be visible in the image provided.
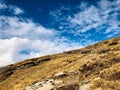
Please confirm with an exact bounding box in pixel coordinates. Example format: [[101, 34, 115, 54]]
[[0, 0, 120, 66]]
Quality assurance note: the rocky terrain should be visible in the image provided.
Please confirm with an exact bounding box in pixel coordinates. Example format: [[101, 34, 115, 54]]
[[0, 37, 120, 90]]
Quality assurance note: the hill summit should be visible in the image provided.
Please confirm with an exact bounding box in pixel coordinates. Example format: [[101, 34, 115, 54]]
[[0, 37, 120, 90]]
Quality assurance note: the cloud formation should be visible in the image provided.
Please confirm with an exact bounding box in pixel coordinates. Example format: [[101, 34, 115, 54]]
[[0, 1, 24, 15], [50, 0, 120, 39], [0, 1, 81, 66], [69, 0, 120, 37], [0, 16, 56, 40], [0, 37, 80, 66]]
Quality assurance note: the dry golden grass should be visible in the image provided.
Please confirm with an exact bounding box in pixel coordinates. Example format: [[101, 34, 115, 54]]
[[88, 63, 120, 90], [0, 54, 84, 90], [0, 36, 120, 90]]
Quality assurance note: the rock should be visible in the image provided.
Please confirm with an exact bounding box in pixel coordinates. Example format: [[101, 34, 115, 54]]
[[0, 57, 52, 82], [56, 84, 79, 90], [45, 79, 54, 84], [34, 81, 44, 86], [25, 86, 33, 90], [54, 71, 67, 78], [34, 82, 41, 86], [24, 78, 65, 90], [16, 58, 51, 69], [54, 80, 63, 84], [36, 83, 54, 90], [0, 64, 16, 82], [24, 79, 55, 90]]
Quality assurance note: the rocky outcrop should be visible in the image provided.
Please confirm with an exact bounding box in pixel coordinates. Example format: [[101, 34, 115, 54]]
[[0, 57, 51, 82], [24, 79, 64, 90], [16, 58, 51, 69], [0, 64, 15, 82]]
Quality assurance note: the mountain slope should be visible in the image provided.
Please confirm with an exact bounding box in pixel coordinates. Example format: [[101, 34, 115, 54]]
[[0, 37, 120, 90]]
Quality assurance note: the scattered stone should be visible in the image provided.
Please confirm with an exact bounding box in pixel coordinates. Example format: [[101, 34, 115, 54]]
[[45, 79, 54, 84], [34, 82, 43, 86], [36, 83, 54, 90], [54, 71, 67, 78], [25, 86, 33, 90], [54, 80, 63, 84], [24, 79, 64, 90]]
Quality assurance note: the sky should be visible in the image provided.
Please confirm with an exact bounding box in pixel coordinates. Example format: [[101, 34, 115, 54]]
[[0, 0, 120, 66]]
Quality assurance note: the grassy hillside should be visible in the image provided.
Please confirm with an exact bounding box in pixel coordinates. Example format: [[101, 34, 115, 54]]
[[0, 37, 120, 90]]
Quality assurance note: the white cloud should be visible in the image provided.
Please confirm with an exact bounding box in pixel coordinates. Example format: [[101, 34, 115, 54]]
[[68, 0, 120, 37], [0, 1, 24, 15], [0, 16, 56, 40], [98, 0, 112, 10], [0, 37, 81, 67], [10, 6, 24, 15], [0, 1, 82, 66], [0, 37, 29, 66], [0, 15, 82, 66], [0, 2, 7, 9], [49, 0, 120, 38]]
